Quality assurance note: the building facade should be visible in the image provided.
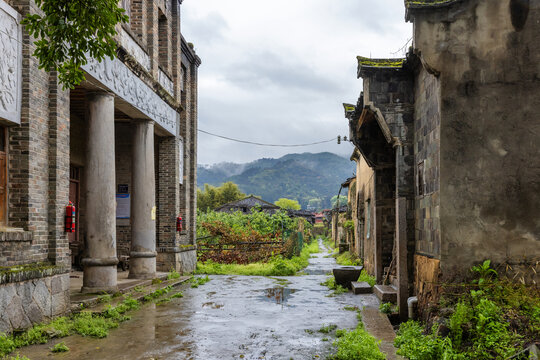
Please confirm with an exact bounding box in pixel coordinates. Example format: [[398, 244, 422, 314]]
[[0, 0, 199, 333], [346, 0, 539, 319]]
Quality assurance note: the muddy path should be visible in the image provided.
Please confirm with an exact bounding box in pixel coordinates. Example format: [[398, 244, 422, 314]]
[[20, 240, 378, 360]]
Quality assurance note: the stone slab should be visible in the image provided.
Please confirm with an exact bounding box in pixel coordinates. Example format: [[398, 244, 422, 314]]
[[374, 284, 397, 303], [351, 281, 372, 294], [361, 307, 404, 360]]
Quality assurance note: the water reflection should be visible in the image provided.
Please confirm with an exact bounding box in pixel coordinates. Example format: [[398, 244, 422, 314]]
[[261, 287, 297, 305]]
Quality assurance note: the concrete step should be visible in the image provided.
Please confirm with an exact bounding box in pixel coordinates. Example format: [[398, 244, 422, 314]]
[[351, 281, 372, 294], [373, 284, 397, 303]]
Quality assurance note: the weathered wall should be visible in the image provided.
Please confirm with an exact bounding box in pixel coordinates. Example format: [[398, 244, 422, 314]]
[[412, 0, 540, 277]]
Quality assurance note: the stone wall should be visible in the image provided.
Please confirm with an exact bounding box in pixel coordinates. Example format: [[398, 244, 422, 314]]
[[413, 67, 441, 259], [411, 0, 540, 277], [0, 271, 69, 333]]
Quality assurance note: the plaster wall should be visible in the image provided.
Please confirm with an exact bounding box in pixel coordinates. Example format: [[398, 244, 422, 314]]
[[412, 0, 540, 277], [355, 156, 376, 276]]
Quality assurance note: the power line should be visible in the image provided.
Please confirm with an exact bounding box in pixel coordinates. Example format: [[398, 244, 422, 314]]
[[198, 129, 336, 147]]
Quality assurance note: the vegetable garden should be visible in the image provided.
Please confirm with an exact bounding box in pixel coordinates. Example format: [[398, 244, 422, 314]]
[[196, 209, 312, 265]]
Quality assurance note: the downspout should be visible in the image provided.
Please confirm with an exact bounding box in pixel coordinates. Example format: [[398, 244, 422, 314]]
[[408, 296, 418, 319]]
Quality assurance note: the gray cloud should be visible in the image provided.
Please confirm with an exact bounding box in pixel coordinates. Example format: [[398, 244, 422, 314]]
[[182, 11, 229, 45], [224, 51, 345, 94], [181, 0, 411, 164]]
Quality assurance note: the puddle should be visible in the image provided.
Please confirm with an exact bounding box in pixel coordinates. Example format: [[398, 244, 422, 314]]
[[260, 287, 297, 304], [202, 301, 224, 309]]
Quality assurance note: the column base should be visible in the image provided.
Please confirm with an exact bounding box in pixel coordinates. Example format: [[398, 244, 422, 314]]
[[156, 248, 196, 274], [81, 263, 118, 294], [128, 255, 156, 279]]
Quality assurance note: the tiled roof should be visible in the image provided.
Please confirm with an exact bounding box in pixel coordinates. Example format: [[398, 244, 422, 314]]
[[357, 56, 405, 69], [404, 0, 459, 8], [215, 195, 279, 210]]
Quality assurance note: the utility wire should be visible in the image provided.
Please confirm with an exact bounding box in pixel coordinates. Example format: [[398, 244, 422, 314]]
[[198, 129, 336, 147]]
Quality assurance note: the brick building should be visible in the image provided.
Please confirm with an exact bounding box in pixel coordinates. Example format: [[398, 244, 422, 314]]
[[0, 0, 200, 332], [345, 0, 539, 319]]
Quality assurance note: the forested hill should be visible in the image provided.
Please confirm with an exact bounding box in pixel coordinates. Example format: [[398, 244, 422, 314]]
[[197, 152, 355, 209]]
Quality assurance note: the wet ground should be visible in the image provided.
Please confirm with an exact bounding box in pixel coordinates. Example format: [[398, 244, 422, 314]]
[[21, 240, 379, 360]]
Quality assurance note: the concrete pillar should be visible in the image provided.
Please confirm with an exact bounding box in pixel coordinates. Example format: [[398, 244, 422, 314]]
[[129, 120, 157, 279], [82, 92, 118, 293]]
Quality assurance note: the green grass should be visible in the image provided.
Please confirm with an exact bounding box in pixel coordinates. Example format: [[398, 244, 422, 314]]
[[0, 288, 172, 357], [196, 239, 320, 276], [330, 312, 386, 360]]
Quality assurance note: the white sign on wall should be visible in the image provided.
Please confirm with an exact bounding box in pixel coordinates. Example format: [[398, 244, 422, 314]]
[[0, 0, 22, 125], [179, 139, 184, 185], [116, 194, 131, 219]]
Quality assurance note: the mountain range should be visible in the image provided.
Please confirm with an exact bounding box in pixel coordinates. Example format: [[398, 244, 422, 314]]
[[197, 152, 355, 209]]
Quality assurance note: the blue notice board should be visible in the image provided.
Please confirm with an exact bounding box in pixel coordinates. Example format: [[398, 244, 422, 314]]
[[116, 194, 130, 219]]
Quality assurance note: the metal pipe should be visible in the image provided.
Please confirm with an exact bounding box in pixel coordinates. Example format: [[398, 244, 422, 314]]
[[408, 296, 418, 319]]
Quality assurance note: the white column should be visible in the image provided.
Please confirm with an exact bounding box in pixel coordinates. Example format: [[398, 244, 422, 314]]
[[82, 92, 118, 293], [129, 119, 157, 279]]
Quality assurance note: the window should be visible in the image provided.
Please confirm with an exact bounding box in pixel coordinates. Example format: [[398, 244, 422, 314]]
[[158, 11, 169, 71]]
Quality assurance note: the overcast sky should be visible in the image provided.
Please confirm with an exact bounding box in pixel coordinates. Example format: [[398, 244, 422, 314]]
[[181, 0, 412, 165]]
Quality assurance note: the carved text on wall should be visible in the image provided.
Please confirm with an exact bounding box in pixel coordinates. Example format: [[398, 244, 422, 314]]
[[0, 0, 21, 124], [82, 56, 177, 135]]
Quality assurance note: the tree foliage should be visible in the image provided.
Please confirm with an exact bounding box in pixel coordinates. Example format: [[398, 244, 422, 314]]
[[331, 195, 347, 209], [22, 0, 129, 89], [197, 182, 246, 212], [274, 198, 301, 210]]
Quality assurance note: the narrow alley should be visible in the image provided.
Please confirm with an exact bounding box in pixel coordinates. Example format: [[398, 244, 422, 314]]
[[19, 241, 379, 360]]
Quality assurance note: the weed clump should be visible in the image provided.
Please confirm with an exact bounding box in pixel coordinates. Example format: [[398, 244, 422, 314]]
[[190, 275, 210, 288], [321, 276, 348, 296], [318, 324, 338, 334], [335, 251, 362, 266], [167, 269, 181, 280], [50, 341, 69, 353], [357, 270, 376, 287], [330, 313, 386, 360]]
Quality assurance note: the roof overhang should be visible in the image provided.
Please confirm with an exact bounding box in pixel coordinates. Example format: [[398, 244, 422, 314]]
[[351, 103, 397, 168], [404, 0, 464, 22]]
